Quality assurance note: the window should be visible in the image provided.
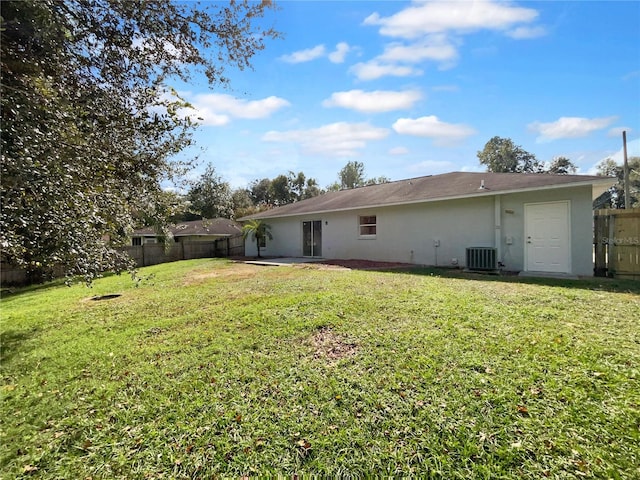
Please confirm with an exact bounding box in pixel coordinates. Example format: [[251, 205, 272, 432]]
[[132, 237, 142, 246], [258, 236, 267, 249], [359, 215, 377, 237]]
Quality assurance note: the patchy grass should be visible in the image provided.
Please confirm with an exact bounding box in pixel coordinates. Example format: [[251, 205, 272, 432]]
[[1, 259, 639, 478]]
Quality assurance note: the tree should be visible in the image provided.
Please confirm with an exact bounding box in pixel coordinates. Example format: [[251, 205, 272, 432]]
[[230, 188, 253, 219], [301, 177, 323, 199], [596, 158, 619, 177], [287, 171, 323, 201], [271, 174, 294, 206], [326, 182, 342, 192], [339, 161, 366, 189], [546, 156, 577, 175], [289, 171, 307, 200], [477, 136, 542, 173], [242, 219, 272, 258], [594, 157, 640, 209], [335, 162, 390, 189], [0, 0, 278, 283], [248, 171, 322, 207], [188, 165, 233, 219], [365, 176, 391, 186], [249, 178, 274, 206]]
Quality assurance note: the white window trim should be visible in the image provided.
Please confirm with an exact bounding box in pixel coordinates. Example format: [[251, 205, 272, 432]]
[[358, 215, 377, 239]]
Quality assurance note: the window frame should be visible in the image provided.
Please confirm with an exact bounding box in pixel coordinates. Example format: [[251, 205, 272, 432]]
[[358, 215, 377, 238]]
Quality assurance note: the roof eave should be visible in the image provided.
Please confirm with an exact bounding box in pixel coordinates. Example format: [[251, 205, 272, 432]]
[[241, 178, 615, 220]]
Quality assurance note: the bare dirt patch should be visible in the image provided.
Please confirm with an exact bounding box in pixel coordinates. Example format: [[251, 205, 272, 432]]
[[310, 326, 358, 362], [183, 263, 260, 286]]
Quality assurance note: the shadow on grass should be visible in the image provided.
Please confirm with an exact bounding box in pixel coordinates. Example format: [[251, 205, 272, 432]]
[[385, 267, 640, 294], [0, 329, 35, 365], [0, 271, 131, 303], [0, 278, 71, 303]]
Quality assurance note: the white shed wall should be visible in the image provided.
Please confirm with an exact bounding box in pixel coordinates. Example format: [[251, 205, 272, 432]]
[[500, 185, 594, 276]]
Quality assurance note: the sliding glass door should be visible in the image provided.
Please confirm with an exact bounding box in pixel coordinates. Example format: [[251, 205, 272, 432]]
[[302, 220, 322, 257]]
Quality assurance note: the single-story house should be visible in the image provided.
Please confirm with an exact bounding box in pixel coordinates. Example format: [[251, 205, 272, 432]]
[[240, 172, 614, 276], [131, 218, 242, 245]]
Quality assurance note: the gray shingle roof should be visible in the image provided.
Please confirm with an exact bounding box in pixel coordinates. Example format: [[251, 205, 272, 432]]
[[240, 172, 613, 220], [133, 218, 241, 237]]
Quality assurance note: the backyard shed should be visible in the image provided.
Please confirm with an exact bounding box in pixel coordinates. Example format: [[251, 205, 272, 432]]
[[240, 172, 614, 276]]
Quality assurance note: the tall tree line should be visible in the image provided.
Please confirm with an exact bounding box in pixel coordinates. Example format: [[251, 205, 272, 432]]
[[182, 160, 392, 221]]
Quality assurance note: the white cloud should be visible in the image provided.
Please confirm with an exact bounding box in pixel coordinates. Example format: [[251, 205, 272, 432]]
[[322, 89, 422, 113], [583, 137, 640, 174], [190, 111, 230, 127], [184, 93, 290, 126], [357, 1, 545, 80], [392, 115, 476, 146], [351, 36, 459, 79], [377, 37, 458, 64], [280, 44, 326, 63], [350, 61, 422, 81], [608, 126, 633, 137], [328, 42, 351, 63], [389, 146, 410, 155], [262, 122, 390, 157], [506, 25, 547, 39], [609, 138, 640, 163], [528, 116, 617, 142], [364, 0, 540, 38]]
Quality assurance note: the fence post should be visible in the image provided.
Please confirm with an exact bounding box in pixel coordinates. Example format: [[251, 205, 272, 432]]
[[608, 212, 616, 276], [594, 210, 607, 276]]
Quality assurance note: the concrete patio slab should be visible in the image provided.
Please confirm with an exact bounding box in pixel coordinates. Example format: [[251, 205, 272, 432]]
[[243, 257, 319, 266]]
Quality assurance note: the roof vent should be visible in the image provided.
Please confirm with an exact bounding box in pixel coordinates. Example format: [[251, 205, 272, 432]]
[[479, 179, 486, 190]]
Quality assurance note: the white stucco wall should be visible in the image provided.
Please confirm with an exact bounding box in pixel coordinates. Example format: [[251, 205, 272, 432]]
[[499, 185, 594, 276], [246, 197, 494, 266], [245, 184, 595, 276]]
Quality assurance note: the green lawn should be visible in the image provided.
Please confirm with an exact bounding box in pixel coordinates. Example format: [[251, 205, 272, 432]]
[[1, 259, 639, 478]]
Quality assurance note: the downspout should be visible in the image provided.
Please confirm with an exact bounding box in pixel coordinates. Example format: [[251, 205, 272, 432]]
[[494, 195, 502, 267]]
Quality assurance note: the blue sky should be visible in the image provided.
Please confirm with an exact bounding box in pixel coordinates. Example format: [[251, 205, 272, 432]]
[[173, 0, 640, 189]]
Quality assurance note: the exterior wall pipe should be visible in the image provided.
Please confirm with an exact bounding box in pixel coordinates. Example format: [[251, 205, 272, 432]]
[[494, 195, 502, 264]]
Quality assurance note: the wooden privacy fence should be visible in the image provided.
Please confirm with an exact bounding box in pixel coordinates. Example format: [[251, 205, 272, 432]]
[[213, 234, 245, 258], [594, 208, 640, 280], [122, 235, 245, 268], [1, 235, 246, 286]]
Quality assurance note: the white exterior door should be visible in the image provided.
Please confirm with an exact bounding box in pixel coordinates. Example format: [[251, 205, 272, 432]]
[[524, 201, 570, 273]]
